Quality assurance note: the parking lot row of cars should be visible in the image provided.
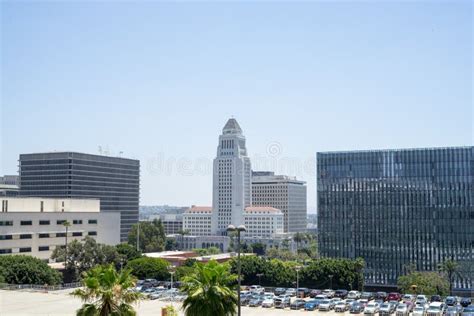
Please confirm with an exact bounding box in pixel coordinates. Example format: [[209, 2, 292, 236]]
[[239, 286, 473, 316]]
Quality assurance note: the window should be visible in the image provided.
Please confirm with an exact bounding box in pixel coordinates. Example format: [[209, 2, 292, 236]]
[[88, 219, 97, 224], [0, 221, 13, 226], [73, 220, 82, 225], [38, 246, 49, 251], [56, 232, 66, 237], [20, 234, 32, 239], [21, 220, 32, 226], [0, 249, 12, 254], [57, 220, 66, 225], [19, 247, 31, 253], [0, 235, 12, 240], [39, 233, 50, 238], [72, 232, 82, 237], [39, 220, 50, 225], [88, 231, 97, 236]]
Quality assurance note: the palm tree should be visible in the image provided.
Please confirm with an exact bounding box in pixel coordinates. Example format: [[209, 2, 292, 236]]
[[438, 260, 461, 295], [71, 264, 142, 316], [293, 232, 306, 253], [182, 260, 238, 316]]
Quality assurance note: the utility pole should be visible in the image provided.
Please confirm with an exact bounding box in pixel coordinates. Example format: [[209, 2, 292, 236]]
[[136, 222, 140, 252]]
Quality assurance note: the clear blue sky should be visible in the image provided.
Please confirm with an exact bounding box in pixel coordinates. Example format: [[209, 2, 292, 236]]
[[1, 1, 472, 211]]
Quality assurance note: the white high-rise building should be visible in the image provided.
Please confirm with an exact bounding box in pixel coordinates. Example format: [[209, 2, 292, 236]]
[[252, 171, 307, 233], [211, 119, 252, 236]]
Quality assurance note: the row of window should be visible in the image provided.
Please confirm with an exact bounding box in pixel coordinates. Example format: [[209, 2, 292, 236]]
[[1, 219, 98, 226]]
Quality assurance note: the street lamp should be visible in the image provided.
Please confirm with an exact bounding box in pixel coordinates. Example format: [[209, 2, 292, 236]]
[[328, 274, 334, 290], [62, 221, 71, 267], [256, 273, 263, 286], [227, 224, 246, 316], [295, 266, 302, 298], [169, 266, 176, 304]]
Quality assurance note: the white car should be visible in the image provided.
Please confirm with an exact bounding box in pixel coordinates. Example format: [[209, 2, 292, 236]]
[[416, 295, 428, 306], [402, 294, 414, 303], [364, 302, 380, 315], [426, 302, 444, 316], [323, 289, 336, 298], [396, 303, 410, 316], [335, 301, 350, 312], [261, 298, 274, 308], [319, 299, 335, 311], [413, 306, 427, 316], [249, 285, 264, 294], [348, 291, 361, 300], [285, 288, 297, 297]]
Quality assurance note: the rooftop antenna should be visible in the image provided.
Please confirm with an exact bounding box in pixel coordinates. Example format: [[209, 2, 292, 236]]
[[119, 151, 123, 157], [98, 146, 103, 155]]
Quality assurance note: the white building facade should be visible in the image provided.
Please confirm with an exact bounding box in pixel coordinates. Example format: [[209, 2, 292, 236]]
[[243, 207, 284, 238], [0, 197, 120, 261], [211, 119, 252, 236], [252, 171, 307, 233], [183, 206, 212, 236]]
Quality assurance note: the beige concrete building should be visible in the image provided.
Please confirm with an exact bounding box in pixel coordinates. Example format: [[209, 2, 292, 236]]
[[0, 197, 120, 261], [182, 206, 212, 236]]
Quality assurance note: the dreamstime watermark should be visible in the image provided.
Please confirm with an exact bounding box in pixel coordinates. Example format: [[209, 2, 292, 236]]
[[145, 141, 316, 178]]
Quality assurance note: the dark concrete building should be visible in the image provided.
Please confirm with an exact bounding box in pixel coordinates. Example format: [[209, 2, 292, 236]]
[[317, 147, 473, 289], [19, 152, 139, 241]]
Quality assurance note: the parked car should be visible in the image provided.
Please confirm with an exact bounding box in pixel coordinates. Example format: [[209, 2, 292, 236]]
[[402, 294, 415, 303], [413, 305, 427, 316], [240, 293, 252, 306], [396, 303, 410, 316], [364, 302, 381, 315], [348, 291, 362, 299], [359, 299, 370, 308], [274, 287, 287, 296], [379, 303, 395, 315], [335, 289, 349, 299], [319, 299, 336, 311], [416, 295, 429, 306], [323, 289, 336, 298], [261, 297, 274, 308], [460, 298, 472, 308], [426, 302, 445, 316], [274, 295, 291, 309], [351, 302, 365, 314], [431, 295, 442, 303], [285, 288, 297, 297], [310, 289, 323, 298], [249, 285, 264, 295], [361, 292, 375, 301], [248, 295, 264, 307], [335, 301, 351, 312], [388, 293, 402, 302], [445, 297, 458, 306], [305, 299, 321, 311], [445, 305, 462, 316], [297, 287, 310, 298], [376, 292, 388, 301], [462, 306, 474, 316], [290, 299, 307, 310]]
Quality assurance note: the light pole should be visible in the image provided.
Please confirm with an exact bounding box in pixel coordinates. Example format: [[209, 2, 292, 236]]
[[256, 273, 263, 286], [227, 224, 246, 316], [169, 266, 176, 304], [136, 222, 140, 252], [295, 265, 302, 298], [62, 221, 71, 266], [328, 274, 334, 290]]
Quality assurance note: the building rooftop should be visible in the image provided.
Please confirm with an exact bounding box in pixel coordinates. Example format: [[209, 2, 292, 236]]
[[185, 205, 212, 213], [245, 206, 282, 213], [222, 118, 243, 135]]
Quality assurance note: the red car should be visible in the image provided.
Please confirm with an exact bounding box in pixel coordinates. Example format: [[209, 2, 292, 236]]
[[388, 292, 402, 301]]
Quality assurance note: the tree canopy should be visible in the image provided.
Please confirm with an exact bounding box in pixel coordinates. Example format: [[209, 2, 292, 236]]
[[127, 219, 166, 253], [125, 257, 170, 280], [398, 271, 449, 296], [0, 255, 62, 285]]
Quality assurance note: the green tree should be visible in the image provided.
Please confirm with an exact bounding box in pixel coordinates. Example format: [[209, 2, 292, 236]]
[[125, 257, 170, 280], [116, 243, 142, 262], [398, 271, 449, 296], [250, 243, 266, 256], [51, 236, 122, 281], [193, 247, 221, 256], [293, 232, 306, 252], [182, 260, 237, 316], [165, 237, 178, 251], [438, 260, 461, 295], [127, 219, 166, 253], [71, 264, 142, 316], [0, 255, 61, 285]]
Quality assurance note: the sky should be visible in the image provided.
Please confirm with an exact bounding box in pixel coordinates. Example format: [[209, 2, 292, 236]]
[[1, 1, 472, 212]]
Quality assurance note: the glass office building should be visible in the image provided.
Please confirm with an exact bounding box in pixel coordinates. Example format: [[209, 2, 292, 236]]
[[19, 152, 140, 241], [317, 147, 473, 289]]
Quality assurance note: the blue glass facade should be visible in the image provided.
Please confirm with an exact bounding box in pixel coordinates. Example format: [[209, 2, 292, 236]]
[[317, 147, 473, 288]]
